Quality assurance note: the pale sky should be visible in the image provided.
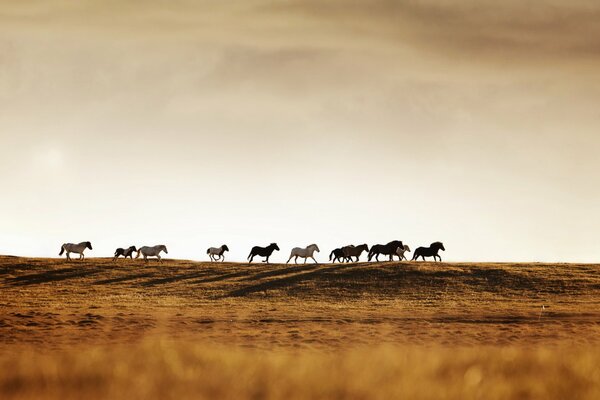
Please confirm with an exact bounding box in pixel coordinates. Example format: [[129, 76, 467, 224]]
[[1, 0, 599, 262]]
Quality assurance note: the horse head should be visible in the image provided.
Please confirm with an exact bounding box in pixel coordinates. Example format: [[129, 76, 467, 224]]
[[432, 242, 445, 251], [222, 245, 229, 252], [404, 244, 411, 252], [271, 243, 280, 251], [310, 244, 320, 252], [86, 242, 93, 250], [162, 245, 169, 254], [129, 246, 137, 252]]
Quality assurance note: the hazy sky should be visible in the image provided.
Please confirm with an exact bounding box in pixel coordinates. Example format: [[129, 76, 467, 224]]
[[1, 0, 599, 262]]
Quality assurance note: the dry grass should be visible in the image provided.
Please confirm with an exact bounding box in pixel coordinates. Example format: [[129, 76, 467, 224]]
[[1, 256, 600, 398]]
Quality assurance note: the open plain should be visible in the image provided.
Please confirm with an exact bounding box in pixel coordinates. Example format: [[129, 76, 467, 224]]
[[1, 256, 600, 399]]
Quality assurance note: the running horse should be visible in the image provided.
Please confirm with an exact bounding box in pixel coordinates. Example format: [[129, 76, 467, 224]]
[[207, 245, 229, 262], [368, 240, 404, 262], [59, 241, 93, 261], [287, 244, 320, 264], [342, 244, 369, 262], [412, 242, 445, 262], [136, 245, 168, 263], [113, 246, 137, 261], [395, 244, 411, 261], [248, 243, 280, 263], [329, 247, 346, 263]]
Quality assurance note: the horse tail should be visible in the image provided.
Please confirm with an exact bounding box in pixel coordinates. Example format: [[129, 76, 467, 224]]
[[59, 245, 65, 256], [247, 251, 253, 260], [135, 249, 141, 259], [206, 248, 210, 255], [114, 249, 119, 257], [411, 250, 419, 261], [329, 250, 334, 261]]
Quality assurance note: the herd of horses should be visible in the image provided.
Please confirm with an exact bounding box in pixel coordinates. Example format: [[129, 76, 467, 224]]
[[58, 240, 445, 263]]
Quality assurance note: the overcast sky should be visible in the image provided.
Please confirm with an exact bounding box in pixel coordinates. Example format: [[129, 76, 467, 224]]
[[1, 0, 599, 262]]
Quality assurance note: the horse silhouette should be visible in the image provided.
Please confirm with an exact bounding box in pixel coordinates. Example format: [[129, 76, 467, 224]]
[[329, 248, 346, 263], [113, 246, 137, 261], [342, 244, 369, 262], [412, 242, 445, 261], [368, 240, 403, 262], [248, 243, 280, 263]]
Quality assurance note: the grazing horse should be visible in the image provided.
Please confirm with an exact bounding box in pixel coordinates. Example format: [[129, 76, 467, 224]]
[[395, 244, 411, 261], [113, 246, 137, 261], [329, 248, 346, 263], [207, 245, 229, 262], [287, 244, 320, 264], [342, 244, 369, 262], [412, 242, 445, 262], [248, 243, 279, 263], [368, 240, 404, 262], [59, 242, 92, 261], [136, 245, 168, 263]]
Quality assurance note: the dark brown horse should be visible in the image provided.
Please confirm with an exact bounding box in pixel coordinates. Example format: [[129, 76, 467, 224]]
[[342, 244, 369, 262], [412, 242, 445, 262], [113, 246, 137, 261], [368, 240, 404, 262], [248, 243, 280, 263]]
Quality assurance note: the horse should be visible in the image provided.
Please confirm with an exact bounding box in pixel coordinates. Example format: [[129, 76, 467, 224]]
[[329, 248, 346, 263], [395, 244, 411, 261], [113, 246, 137, 261], [248, 243, 279, 263], [412, 242, 445, 262], [59, 242, 92, 261], [342, 244, 369, 262], [136, 245, 168, 263], [368, 240, 404, 262], [287, 244, 320, 264], [207, 245, 229, 262]]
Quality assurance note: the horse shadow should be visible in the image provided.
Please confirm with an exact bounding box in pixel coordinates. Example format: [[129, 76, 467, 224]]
[[140, 270, 214, 287], [226, 264, 348, 297], [6, 266, 103, 286]]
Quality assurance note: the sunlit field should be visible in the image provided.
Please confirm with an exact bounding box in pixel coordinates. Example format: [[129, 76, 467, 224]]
[[1, 256, 600, 399]]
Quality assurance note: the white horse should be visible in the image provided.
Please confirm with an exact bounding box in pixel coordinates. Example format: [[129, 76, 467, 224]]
[[207, 245, 229, 262], [287, 244, 320, 264], [136, 245, 168, 263], [396, 244, 411, 261], [59, 241, 92, 261]]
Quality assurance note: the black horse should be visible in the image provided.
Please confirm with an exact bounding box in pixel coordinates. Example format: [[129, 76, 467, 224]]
[[113, 246, 137, 261], [329, 247, 347, 263], [368, 240, 404, 262], [248, 243, 280, 263], [412, 242, 445, 262]]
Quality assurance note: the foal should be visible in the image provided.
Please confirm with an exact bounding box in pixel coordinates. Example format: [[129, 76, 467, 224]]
[[113, 246, 138, 261], [207, 245, 229, 262]]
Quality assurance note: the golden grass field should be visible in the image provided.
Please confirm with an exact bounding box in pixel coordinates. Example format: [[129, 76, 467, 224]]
[[1, 256, 600, 399]]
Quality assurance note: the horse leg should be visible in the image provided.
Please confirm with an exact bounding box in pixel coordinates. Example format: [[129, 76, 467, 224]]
[[311, 256, 317, 264], [249, 255, 254, 263], [287, 255, 292, 264]]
